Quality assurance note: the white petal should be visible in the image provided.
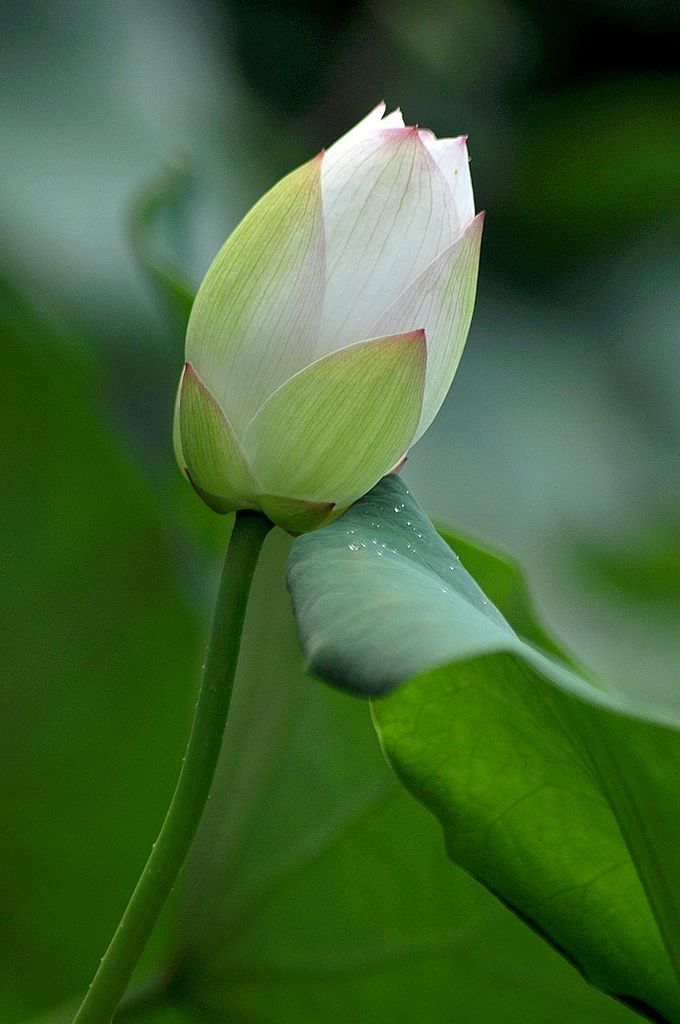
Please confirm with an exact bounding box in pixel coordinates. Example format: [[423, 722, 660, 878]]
[[324, 102, 386, 163], [319, 129, 460, 355], [324, 103, 405, 168], [380, 107, 406, 129], [186, 155, 325, 434], [369, 212, 484, 443], [420, 135, 475, 229]]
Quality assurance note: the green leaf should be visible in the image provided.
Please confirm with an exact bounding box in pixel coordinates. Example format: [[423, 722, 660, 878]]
[[170, 531, 639, 1024], [436, 528, 570, 661], [287, 475, 680, 1021]]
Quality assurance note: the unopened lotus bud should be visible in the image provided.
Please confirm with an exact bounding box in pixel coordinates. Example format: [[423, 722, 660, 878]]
[[174, 103, 483, 533]]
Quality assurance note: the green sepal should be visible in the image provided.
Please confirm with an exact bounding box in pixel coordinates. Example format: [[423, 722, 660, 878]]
[[176, 362, 258, 513], [259, 494, 337, 535], [243, 330, 427, 508]]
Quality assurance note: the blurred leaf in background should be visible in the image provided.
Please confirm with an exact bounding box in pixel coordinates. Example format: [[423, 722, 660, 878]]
[[0, 282, 198, 1018]]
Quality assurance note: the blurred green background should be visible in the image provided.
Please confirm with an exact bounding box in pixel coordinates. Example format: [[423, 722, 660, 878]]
[[2, 1, 680, 1021]]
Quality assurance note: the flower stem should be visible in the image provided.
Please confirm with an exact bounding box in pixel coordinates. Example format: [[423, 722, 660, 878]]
[[73, 510, 272, 1024]]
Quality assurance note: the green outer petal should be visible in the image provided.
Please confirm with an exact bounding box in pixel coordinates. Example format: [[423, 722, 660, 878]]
[[258, 494, 336, 535], [370, 212, 484, 443], [172, 376, 186, 467], [176, 362, 258, 513], [242, 331, 427, 506], [186, 155, 326, 433]]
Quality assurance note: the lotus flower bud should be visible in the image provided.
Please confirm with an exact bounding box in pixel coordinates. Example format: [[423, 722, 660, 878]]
[[174, 103, 483, 534]]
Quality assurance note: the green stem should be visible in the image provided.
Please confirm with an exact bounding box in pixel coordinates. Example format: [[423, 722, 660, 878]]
[[73, 510, 272, 1024]]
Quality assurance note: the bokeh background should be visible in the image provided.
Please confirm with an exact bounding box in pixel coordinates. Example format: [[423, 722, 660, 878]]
[[2, 1, 680, 1021]]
